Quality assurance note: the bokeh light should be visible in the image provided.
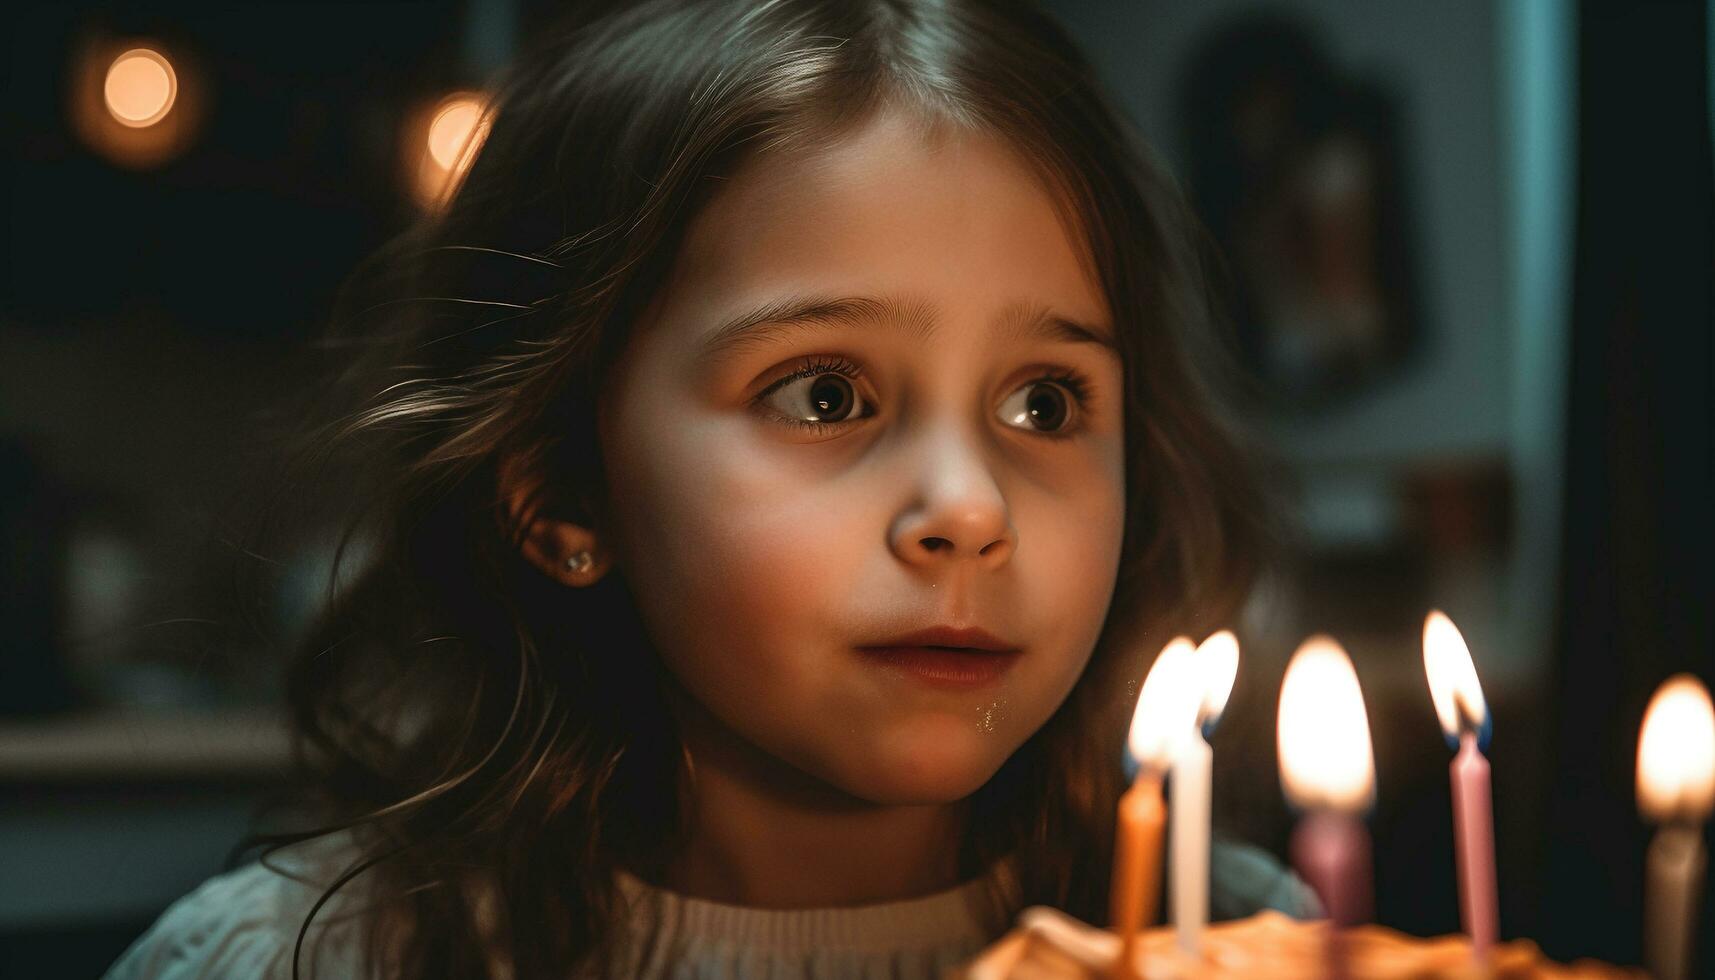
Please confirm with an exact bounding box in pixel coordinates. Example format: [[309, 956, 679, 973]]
[[103, 49, 178, 128], [409, 90, 491, 211], [70, 36, 203, 168], [428, 97, 484, 169]]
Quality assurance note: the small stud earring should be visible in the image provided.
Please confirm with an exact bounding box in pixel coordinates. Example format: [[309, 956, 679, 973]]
[[565, 550, 594, 573]]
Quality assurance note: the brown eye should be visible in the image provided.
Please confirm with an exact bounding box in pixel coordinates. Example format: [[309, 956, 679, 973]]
[[999, 380, 1073, 433], [764, 372, 864, 424]]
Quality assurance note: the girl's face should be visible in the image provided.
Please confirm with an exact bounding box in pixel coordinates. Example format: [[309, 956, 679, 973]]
[[597, 107, 1126, 805]]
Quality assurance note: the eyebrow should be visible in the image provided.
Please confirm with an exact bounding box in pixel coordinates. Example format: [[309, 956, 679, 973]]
[[698, 294, 1119, 365]]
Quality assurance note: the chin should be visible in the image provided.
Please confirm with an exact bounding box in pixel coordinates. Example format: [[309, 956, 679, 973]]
[[831, 720, 1019, 805]]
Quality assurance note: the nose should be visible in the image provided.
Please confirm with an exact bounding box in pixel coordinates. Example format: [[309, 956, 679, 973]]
[[888, 422, 1017, 570]]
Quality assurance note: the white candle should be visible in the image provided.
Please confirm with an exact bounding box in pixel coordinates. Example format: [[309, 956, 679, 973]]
[[1645, 826, 1706, 980], [1169, 631, 1239, 956], [1170, 729, 1211, 953], [1636, 674, 1715, 980]]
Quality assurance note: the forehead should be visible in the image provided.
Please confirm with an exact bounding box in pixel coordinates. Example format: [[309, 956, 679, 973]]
[[656, 108, 1111, 343]]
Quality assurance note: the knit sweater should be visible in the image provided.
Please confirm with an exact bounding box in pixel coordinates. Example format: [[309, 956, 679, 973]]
[[102, 833, 1317, 979]]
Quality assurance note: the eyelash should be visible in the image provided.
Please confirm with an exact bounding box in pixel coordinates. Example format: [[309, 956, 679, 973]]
[[752, 355, 1096, 440]]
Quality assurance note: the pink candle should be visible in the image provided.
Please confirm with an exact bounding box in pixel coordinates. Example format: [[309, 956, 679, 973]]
[[1423, 611, 1500, 959], [1451, 731, 1499, 957], [1291, 809, 1372, 979], [1292, 809, 1374, 926], [1277, 636, 1377, 980]]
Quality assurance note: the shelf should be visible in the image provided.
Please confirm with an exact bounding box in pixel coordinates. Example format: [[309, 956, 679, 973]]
[[0, 708, 292, 782]]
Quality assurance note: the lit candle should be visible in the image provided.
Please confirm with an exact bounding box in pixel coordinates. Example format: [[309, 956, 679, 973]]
[[1277, 635, 1376, 980], [1636, 674, 1715, 980], [1111, 637, 1200, 980], [1421, 610, 1499, 960], [1170, 630, 1240, 956]]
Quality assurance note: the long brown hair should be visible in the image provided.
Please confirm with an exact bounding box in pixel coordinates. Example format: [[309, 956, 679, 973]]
[[239, 0, 1280, 976]]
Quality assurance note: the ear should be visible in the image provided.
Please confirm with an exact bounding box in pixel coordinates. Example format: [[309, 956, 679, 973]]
[[496, 451, 610, 587]]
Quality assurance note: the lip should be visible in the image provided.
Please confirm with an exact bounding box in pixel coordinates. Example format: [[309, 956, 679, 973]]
[[856, 625, 1022, 688], [863, 625, 1020, 652], [856, 646, 1023, 687]]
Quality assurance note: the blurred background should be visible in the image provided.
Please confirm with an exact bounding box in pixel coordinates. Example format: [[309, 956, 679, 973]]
[[1, 0, 1709, 976]]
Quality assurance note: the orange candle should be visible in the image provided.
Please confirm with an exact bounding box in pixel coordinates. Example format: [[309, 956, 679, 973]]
[[1110, 772, 1165, 980], [1110, 638, 1200, 980]]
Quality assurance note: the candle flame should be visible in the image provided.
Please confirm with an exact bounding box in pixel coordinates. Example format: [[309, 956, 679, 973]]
[[1422, 610, 1489, 740], [1127, 637, 1199, 771], [1636, 674, 1715, 823], [1194, 630, 1241, 729], [1278, 635, 1375, 812]]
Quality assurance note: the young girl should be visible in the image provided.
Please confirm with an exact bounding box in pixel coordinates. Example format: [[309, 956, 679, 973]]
[[106, 0, 1315, 977]]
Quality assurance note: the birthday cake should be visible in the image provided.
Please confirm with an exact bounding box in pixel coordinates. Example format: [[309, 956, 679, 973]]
[[956, 908, 1644, 979]]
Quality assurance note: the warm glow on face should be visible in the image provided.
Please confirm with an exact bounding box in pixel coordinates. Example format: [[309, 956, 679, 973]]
[[1637, 674, 1715, 823], [103, 49, 177, 127], [1423, 610, 1489, 737], [1278, 635, 1375, 812], [1128, 637, 1200, 771], [1194, 630, 1241, 726]]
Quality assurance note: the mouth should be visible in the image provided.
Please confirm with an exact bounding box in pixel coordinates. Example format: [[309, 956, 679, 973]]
[[863, 624, 1019, 652], [854, 645, 1023, 687]]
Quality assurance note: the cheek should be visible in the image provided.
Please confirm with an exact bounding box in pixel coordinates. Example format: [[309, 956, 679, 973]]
[[1039, 462, 1126, 636], [607, 415, 946, 795], [1000, 464, 1126, 718], [1015, 436, 1127, 643], [600, 402, 855, 716]]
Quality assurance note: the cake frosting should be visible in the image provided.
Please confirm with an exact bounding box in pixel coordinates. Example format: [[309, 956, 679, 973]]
[[958, 908, 1644, 979]]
